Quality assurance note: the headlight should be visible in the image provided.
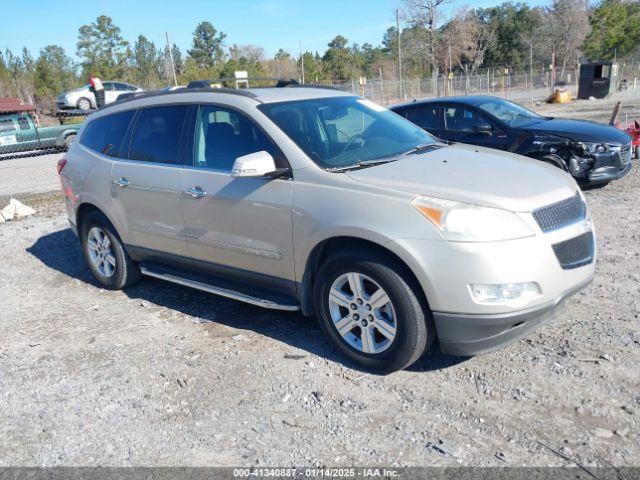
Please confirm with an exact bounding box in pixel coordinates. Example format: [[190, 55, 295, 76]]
[[411, 196, 534, 242], [577, 142, 608, 154]]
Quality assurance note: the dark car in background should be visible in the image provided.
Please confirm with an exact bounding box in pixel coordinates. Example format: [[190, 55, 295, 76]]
[[391, 96, 633, 187]]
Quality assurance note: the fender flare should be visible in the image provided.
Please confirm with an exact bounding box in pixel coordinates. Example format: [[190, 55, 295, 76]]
[[54, 128, 79, 147]]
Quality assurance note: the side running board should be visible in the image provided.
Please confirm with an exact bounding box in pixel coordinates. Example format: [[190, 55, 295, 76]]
[[140, 267, 300, 311]]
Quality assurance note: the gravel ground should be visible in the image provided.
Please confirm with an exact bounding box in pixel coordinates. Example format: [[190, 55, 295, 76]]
[[0, 151, 63, 197], [0, 103, 639, 468]]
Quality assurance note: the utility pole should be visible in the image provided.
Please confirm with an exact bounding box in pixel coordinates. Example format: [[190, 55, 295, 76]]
[[396, 9, 403, 99], [379, 66, 384, 105], [300, 40, 305, 84], [165, 32, 178, 86], [530, 43, 533, 104], [448, 42, 452, 96]]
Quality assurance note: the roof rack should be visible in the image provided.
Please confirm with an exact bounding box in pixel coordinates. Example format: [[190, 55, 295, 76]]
[[100, 85, 259, 111], [280, 83, 345, 92], [187, 78, 301, 89], [99, 79, 347, 112]]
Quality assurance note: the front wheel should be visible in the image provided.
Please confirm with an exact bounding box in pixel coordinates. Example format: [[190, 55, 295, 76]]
[[314, 250, 434, 373], [80, 212, 140, 289]]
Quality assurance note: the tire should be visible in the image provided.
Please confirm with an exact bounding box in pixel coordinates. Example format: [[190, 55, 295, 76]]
[[540, 154, 567, 171], [313, 249, 434, 373], [77, 97, 92, 110], [63, 134, 75, 150], [635, 146, 639, 160], [80, 211, 141, 290]]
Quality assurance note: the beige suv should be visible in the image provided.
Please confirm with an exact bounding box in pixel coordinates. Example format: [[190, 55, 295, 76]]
[[58, 86, 595, 372]]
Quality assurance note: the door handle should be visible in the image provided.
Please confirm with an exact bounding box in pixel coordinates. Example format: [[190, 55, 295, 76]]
[[184, 186, 207, 198], [113, 177, 130, 187]]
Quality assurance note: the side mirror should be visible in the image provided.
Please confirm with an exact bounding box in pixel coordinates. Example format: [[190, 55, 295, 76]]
[[474, 124, 493, 135], [231, 151, 277, 178]]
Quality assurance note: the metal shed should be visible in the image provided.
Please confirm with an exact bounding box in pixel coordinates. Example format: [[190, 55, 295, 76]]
[[577, 62, 619, 99]]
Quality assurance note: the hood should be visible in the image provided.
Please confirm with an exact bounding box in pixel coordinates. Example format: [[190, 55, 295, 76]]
[[526, 117, 631, 144], [346, 144, 578, 212]]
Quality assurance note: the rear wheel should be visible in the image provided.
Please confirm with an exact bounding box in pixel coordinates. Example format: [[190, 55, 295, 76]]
[[635, 145, 639, 160], [63, 133, 75, 150], [314, 250, 434, 373], [80, 211, 140, 289], [77, 97, 92, 110]]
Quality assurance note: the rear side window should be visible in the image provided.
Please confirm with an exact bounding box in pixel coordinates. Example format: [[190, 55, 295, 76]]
[[403, 106, 441, 130], [444, 106, 489, 132], [128, 105, 189, 164], [80, 110, 135, 157], [114, 82, 136, 91], [0, 118, 16, 133], [17, 117, 30, 130]]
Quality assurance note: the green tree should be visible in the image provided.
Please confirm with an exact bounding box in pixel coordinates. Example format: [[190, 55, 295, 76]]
[[188, 21, 227, 69], [476, 2, 541, 69], [323, 35, 353, 82], [300, 51, 326, 83], [381, 27, 399, 59], [21, 48, 35, 75], [170, 44, 184, 75], [76, 15, 130, 79], [0, 51, 10, 91], [33, 45, 77, 100], [133, 35, 160, 88], [583, 0, 640, 61], [220, 44, 266, 84]]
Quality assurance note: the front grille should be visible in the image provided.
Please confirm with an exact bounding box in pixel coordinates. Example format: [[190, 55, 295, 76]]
[[552, 232, 595, 269], [532, 193, 586, 233], [619, 144, 631, 166]]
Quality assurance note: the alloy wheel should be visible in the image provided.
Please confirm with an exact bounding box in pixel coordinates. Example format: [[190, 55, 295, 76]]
[[327, 272, 397, 354], [86, 226, 116, 278]]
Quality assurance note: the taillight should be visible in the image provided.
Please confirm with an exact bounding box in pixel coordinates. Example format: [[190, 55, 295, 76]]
[[57, 158, 67, 175]]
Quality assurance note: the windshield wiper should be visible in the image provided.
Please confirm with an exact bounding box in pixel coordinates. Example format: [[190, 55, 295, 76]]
[[401, 143, 441, 155], [326, 158, 398, 172]]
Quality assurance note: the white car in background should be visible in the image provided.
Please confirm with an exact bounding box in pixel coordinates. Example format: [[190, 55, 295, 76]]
[[56, 82, 143, 110]]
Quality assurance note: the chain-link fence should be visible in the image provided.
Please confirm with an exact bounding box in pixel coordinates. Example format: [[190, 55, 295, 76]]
[[334, 63, 640, 106], [0, 108, 88, 160], [2, 63, 640, 161]]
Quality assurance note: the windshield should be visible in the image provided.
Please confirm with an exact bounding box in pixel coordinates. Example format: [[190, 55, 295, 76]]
[[259, 96, 437, 169], [476, 98, 544, 127]]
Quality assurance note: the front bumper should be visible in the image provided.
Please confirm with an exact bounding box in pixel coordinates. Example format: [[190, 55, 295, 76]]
[[56, 98, 74, 110], [434, 276, 593, 355], [586, 159, 632, 185], [390, 211, 596, 356]]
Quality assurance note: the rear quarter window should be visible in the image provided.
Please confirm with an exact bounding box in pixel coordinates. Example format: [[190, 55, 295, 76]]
[[80, 110, 135, 157]]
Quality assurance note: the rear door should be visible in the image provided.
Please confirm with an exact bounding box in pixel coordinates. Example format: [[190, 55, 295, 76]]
[[442, 104, 509, 150], [103, 82, 120, 104], [110, 105, 190, 258], [179, 104, 295, 291]]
